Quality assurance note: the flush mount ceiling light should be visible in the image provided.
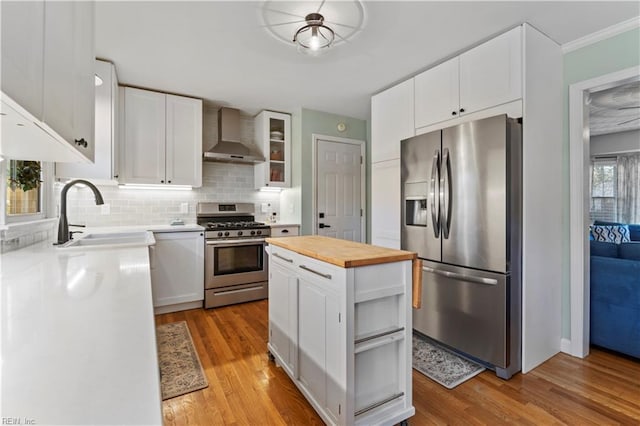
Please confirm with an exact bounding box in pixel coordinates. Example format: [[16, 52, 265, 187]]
[[262, 1, 365, 55], [293, 13, 334, 52]]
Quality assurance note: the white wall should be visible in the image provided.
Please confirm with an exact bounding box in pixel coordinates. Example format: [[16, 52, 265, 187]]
[[590, 129, 640, 155]]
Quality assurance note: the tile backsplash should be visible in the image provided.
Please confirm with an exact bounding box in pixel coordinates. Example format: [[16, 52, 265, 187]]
[[60, 162, 281, 227]]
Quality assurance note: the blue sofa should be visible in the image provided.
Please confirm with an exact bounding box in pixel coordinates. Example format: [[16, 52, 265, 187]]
[[590, 223, 640, 358]]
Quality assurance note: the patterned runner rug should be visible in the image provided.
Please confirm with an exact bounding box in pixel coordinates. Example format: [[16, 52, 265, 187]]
[[156, 321, 208, 400], [413, 333, 485, 389]]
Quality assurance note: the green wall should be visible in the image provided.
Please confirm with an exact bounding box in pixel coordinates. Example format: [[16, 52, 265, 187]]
[[298, 108, 368, 236], [561, 28, 640, 339]]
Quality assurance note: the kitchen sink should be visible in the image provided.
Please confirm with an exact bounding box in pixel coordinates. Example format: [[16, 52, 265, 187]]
[[59, 231, 155, 249]]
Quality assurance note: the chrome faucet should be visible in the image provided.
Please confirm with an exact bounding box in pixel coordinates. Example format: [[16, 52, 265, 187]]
[[57, 180, 105, 245]]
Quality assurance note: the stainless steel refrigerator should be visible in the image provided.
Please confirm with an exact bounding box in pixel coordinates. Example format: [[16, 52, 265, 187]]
[[401, 114, 522, 379]]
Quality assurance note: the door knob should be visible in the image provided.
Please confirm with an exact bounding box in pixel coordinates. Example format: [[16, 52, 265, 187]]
[[319, 223, 331, 228]]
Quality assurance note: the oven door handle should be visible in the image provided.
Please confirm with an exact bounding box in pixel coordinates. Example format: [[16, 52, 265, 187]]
[[206, 238, 266, 246]]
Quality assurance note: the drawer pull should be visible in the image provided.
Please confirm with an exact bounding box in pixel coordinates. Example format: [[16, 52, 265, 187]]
[[355, 327, 404, 345], [273, 252, 293, 263], [299, 265, 331, 280], [354, 392, 405, 417], [281, 229, 289, 233]]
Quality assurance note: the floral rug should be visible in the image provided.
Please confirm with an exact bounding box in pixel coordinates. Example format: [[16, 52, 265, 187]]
[[156, 321, 208, 400], [413, 333, 485, 389]]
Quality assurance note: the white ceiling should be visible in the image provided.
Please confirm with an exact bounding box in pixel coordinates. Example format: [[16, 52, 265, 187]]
[[95, 1, 640, 120]]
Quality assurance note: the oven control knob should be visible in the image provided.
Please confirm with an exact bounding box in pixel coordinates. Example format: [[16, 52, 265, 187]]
[[257, 230, 262, 235], [238, 231, 243, 236], [217, 232, 223, 237], [250, 231, 256, 235], [224, 231, 230, 237]]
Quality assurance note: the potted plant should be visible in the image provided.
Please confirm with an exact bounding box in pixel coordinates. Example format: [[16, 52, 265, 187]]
[[8, 160, 42, 192]]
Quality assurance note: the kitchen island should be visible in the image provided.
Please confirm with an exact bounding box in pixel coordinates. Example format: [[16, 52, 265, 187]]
[[266, 235, 416, 426], [0, 235, 162, 424]]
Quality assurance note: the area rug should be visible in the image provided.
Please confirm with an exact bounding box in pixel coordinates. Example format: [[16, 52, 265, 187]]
[[413, 333, 485, 389], [156, 321, 208, 400]]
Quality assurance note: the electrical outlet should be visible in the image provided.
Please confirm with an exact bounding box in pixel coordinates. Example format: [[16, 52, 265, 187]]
[[180, 203, 189, 214]]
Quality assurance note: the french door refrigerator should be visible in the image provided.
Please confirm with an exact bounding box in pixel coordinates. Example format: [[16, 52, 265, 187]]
[[401, 114, 522, 379]]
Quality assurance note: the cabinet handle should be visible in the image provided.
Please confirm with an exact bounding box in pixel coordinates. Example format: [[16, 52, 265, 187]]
[[459, 108, 465, 113], [281, 229, 289, 234], [160, 180, 164, 183], [114, 174, 119, 178], [168, 180, 172, 183], [74, 138, 88, 148], [299, 265, 331, 279], [451, 111, 457, 116], [273, 252, 293, 263]]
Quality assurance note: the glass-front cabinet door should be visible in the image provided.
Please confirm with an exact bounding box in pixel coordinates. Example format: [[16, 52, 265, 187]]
[[254, 110, 291, 189]]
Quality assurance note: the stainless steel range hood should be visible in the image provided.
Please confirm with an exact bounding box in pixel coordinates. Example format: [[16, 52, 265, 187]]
[[203, 107, 265, 164]]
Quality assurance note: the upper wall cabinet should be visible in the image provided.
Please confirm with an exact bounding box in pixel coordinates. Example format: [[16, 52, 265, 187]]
[[254, 110, 291, 189], [56, 60, 119, 183], [0, 0, 95, 162], [415, 27, 522, 129], [120, 87, 202, 187], [371, 79, 415, 162]]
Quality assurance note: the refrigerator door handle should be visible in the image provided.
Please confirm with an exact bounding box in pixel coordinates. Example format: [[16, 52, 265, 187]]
[[422, 265, 498, 285], [430, 149, 441, 238], [441, 148, 452, 238]]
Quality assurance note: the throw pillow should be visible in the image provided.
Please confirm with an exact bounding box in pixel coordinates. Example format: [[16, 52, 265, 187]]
[[590, 225, 631, 244], [619, 242, 640, 261], [590, 240, 619, 258]]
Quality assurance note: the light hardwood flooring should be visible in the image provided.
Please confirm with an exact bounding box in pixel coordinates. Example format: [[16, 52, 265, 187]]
[[156, 301, 640, 425]]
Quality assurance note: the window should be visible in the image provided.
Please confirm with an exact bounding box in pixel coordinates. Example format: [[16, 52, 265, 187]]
[[4, 159, 44, 219], [590, 158, 617, 222]]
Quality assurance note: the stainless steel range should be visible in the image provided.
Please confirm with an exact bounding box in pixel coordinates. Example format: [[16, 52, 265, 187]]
[[197, 202, 271, 308]]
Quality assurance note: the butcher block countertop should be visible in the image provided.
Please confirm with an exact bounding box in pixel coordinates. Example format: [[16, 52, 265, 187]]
[[266, 235, 416, 268]]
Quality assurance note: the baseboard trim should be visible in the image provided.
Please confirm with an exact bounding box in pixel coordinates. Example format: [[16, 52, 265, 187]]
[[154, 300, 203, 315], [560, 338, 572, 354]]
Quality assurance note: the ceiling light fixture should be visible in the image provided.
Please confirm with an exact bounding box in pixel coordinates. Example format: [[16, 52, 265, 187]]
[[293, 13, 334, 53]]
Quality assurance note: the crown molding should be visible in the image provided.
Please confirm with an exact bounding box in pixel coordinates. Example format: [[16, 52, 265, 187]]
[[562, 16, 640, 53]]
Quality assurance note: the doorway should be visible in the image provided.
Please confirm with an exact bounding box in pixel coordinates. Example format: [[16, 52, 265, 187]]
[[312, 134, 366, 242], [568, 65, 640, 358]]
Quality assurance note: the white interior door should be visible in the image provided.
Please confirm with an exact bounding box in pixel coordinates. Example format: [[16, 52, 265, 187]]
[[316, 138, 363, 242]]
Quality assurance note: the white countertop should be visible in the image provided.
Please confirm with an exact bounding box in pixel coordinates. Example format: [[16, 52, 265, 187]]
[[76, 223, 205, 234], [0, 238, 163, 424]]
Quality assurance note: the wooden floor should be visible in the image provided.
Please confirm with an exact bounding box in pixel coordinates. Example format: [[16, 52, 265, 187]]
[[156, 301, 640, 425]]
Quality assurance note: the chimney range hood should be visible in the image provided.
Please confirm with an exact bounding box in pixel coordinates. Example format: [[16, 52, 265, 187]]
[[203, 107, 265, 164]]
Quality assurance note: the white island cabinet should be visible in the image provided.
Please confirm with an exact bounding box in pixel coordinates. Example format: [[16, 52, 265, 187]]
[[266, 236, 416, 426]]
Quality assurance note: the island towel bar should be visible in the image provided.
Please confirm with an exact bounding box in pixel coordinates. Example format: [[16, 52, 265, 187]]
[[354, 327, 405, 345], [354, 392, 405, 417]]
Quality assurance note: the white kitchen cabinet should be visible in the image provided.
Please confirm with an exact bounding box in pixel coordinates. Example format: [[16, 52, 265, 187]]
[[254, 110, 291, 189], [371, 159, 401, 249], [414, 27, 522, 129], [150, 231, 204, 314], [270, 224, 300, 237], [1, 1, 45, 120], [268, 240, 414, 426], [56, 60, 119, 183], [0, 0, 95, 163], [371, 79, 415, 162], [268, 260, 298, 378], [43, 0, 95, 161], [120, 87, 202, 187], [414, 57, 460, 128]]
